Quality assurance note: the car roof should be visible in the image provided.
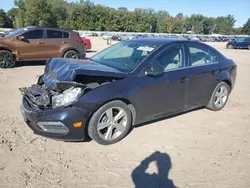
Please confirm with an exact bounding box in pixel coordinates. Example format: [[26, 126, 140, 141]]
[[129, 37, 190, 45], [25, 26, 73, 32]]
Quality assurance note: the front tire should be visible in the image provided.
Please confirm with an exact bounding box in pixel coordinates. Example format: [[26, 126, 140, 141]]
[[207, 82, 230, 111], [88, 100, 132, 145], [63, 50, 80, 59], [0, 50, 16, 68]]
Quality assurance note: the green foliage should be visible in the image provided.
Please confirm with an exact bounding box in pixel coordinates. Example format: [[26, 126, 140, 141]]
[[3, 0, 247, 35], [242, 18, 250, 35], [188, 14, 204, 34], [203, 18, 215, 34], [0, 9, 6, 28], [214, 15, 236, 34], [24, 0, 54, 27], [7, 8, 19, 27], [0, 9, 14, 28]]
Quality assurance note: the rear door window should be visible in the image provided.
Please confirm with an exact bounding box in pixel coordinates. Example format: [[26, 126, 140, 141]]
[[46, 30, 63, 39], [244, 38, 250, 42], [237, 38, 244, 43], [22, 30, 44, 39], [187, 43, 218, 67]]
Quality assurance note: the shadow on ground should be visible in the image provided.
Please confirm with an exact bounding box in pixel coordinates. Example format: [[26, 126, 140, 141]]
[[86, 50, 97, 53], [132, 151, 176, 188], [15, 61, 46, 67]]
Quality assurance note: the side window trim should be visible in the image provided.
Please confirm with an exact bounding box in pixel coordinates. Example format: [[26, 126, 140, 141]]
[[153, 43, 186, 72]]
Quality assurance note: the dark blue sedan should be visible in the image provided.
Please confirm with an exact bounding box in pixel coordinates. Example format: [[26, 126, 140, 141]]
[[226, 37, 250, 49], [20, 38, 237, 145]]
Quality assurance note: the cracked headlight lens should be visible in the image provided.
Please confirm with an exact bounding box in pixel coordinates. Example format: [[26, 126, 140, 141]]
[[52, 87, 82, 108]]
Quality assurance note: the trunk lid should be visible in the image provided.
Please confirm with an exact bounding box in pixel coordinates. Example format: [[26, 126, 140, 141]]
[[43, 58, 127, 88]]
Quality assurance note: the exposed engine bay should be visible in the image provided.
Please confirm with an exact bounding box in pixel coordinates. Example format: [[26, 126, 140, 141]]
[[19, 75, 117, 109]]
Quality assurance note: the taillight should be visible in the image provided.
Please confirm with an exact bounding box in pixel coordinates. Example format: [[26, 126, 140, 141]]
[[76, 39, 84, 44]]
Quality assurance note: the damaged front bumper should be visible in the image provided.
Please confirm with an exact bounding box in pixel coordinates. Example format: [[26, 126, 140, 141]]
[[20, 95, 91, 141]]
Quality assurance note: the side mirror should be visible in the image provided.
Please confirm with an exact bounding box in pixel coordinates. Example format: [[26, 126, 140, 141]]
[[145, 62, 164, 76], [17, 36, 25, 41]]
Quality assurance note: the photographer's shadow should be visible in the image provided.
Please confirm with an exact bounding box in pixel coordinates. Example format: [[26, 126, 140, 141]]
[[132, 151, 176, 188]]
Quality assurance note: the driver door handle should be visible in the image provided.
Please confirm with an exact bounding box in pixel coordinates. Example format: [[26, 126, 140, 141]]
[[180, 77, 188, 83], [62, 41, 68, 44], [37, 41, 44, 44]]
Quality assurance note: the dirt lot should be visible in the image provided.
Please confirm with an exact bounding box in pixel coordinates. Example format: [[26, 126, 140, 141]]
[[0, 38, 250, 188]]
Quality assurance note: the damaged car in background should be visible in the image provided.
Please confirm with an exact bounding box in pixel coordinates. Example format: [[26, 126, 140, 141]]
[[20, 38, 237, 145]]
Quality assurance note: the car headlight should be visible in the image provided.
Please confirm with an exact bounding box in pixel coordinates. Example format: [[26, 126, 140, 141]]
[[52, 87, 83, 108]]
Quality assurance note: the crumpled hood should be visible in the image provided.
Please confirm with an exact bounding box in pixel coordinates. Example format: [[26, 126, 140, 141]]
[[43, 58, 127, 88]]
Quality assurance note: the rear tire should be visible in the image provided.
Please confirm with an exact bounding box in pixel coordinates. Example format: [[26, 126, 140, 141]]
[[88, 100, 132, 145], [227, 44, 234, 49], [206, 82, 230, 111], [0, 50, 16, 68], [63, 50, 80, 59]]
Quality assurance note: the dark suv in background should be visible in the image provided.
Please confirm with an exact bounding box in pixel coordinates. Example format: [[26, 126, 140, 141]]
[[226, 37, 250, 49], [0, 27, 86, 68]]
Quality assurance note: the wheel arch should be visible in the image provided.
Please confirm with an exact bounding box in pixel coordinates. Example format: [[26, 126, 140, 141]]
[[222, 79, 232, 89], [217, 71, 232, 89], [226, 43, 234, 48], [84, 98, 137, 139], [61, 47, 80, 57], [88, 98, 137, 126], [0, 47, 13, 53]]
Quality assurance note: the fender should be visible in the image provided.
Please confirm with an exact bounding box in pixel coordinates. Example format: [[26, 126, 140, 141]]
[[0, 43, 17, 58]]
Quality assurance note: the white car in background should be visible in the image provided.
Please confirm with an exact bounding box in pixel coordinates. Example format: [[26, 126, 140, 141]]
[[102, 33, 112, 40]]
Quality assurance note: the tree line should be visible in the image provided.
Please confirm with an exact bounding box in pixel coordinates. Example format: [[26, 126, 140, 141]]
[[0, 0, 249, 35]]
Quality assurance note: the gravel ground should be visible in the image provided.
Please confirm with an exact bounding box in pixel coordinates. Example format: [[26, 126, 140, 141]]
[[0, 38, 250, 188]]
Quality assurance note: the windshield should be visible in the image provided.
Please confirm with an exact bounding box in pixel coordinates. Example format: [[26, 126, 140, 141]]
[[4, 29, 25, 38], [91, 41, 159, 72]]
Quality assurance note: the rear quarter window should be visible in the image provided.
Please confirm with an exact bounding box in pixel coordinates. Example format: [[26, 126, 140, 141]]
[[63, 32, 70, 39]]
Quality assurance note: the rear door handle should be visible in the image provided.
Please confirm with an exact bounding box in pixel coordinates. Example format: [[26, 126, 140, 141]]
[[180, 77, 188, 83], [62, 41, 68, 44], [37, 41, 44, 44]]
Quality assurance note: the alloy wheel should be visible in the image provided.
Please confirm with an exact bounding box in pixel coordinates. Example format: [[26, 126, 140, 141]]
[[64, 52, 79, 59], [0, 51, 15, 68], [228, 45, 234, 49], [97, 107, 128, 141], [214, 85, 228, 108]]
